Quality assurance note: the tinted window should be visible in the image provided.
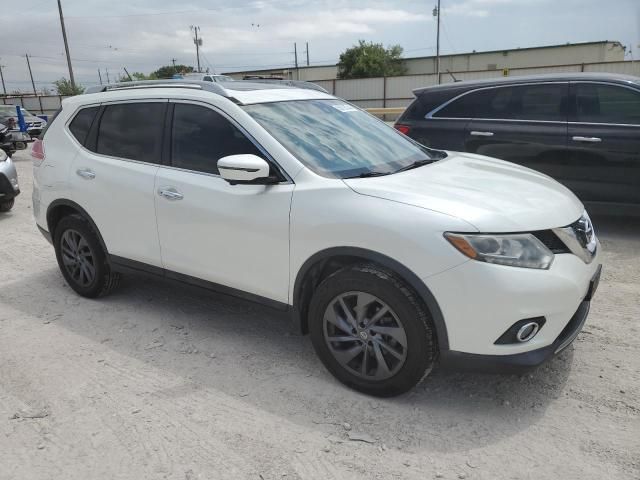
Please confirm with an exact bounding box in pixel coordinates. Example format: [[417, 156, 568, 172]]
[[96, 103, 165, 163], [68, 107, 98, 145], [403, 90, 459, 120], [437, 84, 566, 121], [434, 91, 482, 118], [574, 84, 640, 125], [171, 104, 263, 175]]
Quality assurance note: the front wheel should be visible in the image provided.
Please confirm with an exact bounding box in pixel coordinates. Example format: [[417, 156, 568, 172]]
[[308, 264, 437, 397]]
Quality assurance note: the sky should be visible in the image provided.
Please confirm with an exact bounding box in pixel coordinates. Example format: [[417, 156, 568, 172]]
[[1, 0, 639, 93]]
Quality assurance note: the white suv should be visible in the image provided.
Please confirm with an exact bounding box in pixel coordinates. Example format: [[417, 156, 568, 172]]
[[32, 80, 601, 396]]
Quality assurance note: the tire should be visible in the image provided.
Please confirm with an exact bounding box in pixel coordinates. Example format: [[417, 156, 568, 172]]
[[0, 199, 14, 212], [308, 264, 437, 397], [53, 214, 120, 298]]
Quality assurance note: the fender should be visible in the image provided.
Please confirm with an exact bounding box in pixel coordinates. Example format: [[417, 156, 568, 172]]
[[292, 246, 450, 352], [46, 198, 109, 254]]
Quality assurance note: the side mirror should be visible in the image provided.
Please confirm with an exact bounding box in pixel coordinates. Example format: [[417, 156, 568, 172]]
[[217, 154, 277, 185]]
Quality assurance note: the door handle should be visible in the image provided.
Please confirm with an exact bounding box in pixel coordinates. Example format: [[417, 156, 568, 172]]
[[470, 131, 494, 137], [158, 187, 184, 201], [572, 136, 602, 143], [76, 168, 95, 180]]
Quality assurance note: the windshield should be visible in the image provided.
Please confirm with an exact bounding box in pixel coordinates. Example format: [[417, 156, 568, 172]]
[[243, 99, 439, 178]]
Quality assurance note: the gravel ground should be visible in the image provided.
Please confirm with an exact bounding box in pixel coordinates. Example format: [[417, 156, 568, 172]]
[[1, 150, 638, 480]]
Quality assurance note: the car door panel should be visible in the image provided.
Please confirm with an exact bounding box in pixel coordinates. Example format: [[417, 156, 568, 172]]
[[154, 170, 293, 302], [70, 101, 165, 267], [154, 102, 292, 303], [464, 119, 568, 178]]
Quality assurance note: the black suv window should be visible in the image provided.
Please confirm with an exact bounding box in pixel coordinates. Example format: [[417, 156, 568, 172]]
[[573, 83, 640, 125], [171, 103, 263, 175], [96, 102, 166, 163], [436, 83, 567, 121], [68, 106, 98, 145]]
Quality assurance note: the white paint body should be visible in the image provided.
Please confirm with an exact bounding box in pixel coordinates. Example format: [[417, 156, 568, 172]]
[[33, 85, 600, 357]]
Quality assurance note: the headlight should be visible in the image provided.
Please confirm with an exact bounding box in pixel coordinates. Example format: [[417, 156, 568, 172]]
[[444, 232, 554, 269], [0, 149, 7, 162]]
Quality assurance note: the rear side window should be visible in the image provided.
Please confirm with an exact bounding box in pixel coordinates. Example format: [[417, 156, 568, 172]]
[[68, 106, 98, 145], [434, 92, 482, 118], [171, 103, 263, 175], [403, 89, 464, 120], [573, 83, 640, 125], [96, 103, 166, 163], [437, 84, 567, 121]]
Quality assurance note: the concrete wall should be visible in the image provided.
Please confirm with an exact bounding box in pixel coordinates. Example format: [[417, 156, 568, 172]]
[[225, 41, 626, 81]]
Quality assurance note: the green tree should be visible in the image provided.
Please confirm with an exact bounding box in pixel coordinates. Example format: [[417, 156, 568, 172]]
[[337, 41, 407, 79], [150, 64, 194, 79], [53, 78, 85, 95]]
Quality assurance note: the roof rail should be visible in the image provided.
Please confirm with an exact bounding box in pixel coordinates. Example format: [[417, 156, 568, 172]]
[[242, 79, 328, 93], [84, 79, 229, 96]]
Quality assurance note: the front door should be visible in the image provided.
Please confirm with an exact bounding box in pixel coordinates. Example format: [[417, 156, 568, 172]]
[[567, 82, 640, 206], [154, 101, 293, 304]]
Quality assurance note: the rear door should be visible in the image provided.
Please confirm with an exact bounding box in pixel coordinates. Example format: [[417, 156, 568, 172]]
[[462, 83, 569, 178], [567, 82, 640, 206], [69, 101, 166, 267]]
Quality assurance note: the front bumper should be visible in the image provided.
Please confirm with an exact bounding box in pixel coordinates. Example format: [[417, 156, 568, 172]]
[[440, 295, 593, 372], [424, 243, 601, 365]]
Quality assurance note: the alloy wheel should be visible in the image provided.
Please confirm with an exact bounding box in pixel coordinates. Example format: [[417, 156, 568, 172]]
[[323, 291, 408, 380], [60, 229, 96, 287]]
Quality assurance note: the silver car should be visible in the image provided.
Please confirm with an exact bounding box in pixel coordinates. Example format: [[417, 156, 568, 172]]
[[0, 148, 19, 212]]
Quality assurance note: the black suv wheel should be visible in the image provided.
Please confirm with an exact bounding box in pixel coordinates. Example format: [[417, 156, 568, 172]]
[[308, 264, 437, 397], [53, 214, 120, 298]]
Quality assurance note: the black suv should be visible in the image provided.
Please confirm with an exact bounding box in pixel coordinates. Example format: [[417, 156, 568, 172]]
[[395, 73, 640, 212]]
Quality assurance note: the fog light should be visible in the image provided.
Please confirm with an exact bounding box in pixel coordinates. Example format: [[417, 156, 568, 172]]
[[495, 317, 546, 345], [516, 322, 540, 342]]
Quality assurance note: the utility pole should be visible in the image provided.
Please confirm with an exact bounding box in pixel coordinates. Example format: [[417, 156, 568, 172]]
[[0, 62, 6, 96], [433, 0, 441, 84], [98, 68, 103, 85], [105, 68, 110, 84], [25, 54, 37, 96], [171, 58, 177, 68], [306, 42, 310, 66], [57, 0, 76, 88], [191, 26, 202, 73], [294, 42, 299, 80]]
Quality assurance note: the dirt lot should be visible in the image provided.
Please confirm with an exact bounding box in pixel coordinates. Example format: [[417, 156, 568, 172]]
[[1, 150, 638, 480]]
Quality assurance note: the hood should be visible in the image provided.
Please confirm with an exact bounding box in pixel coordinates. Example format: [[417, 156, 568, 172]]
[[343, 152, 584, 232]]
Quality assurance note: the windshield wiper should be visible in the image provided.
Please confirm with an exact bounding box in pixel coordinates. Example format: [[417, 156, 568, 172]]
[[394, 158, 437, 173], [345, 171, 390, 179]]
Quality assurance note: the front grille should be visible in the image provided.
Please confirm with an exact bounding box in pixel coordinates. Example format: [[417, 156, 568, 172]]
[[533, 230, 569, 254]]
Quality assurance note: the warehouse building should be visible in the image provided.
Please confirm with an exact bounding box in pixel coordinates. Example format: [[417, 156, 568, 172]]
[[223, 40, 626, 81]]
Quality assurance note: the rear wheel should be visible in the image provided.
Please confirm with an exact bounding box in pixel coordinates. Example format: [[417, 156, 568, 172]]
[[0, 199, 14, 212], [309, 264, 437, 397], [53, 215, 120, 298]]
